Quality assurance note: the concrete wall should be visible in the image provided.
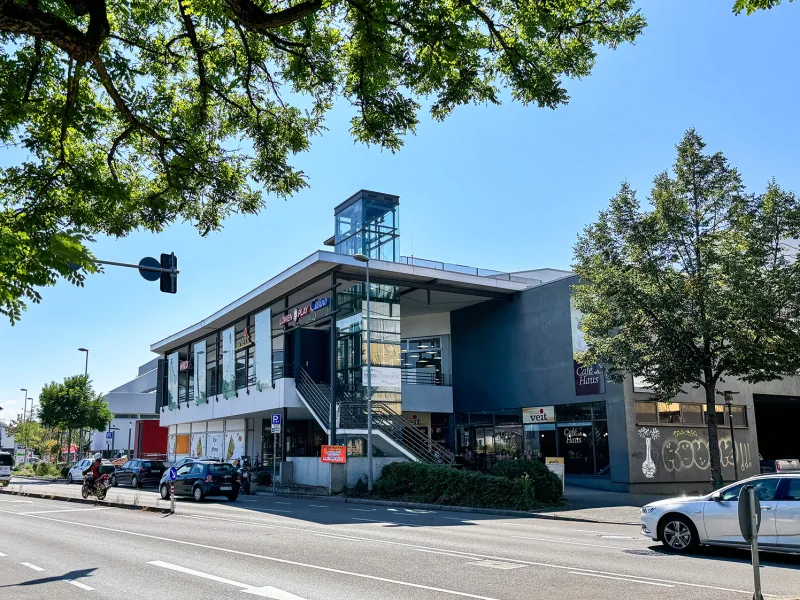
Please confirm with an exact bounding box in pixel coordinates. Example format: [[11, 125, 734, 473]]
[[345, 457, 405, 487], [450, 276, 629, 486], [289, 457, 330, 487], [401, 384, 453, 413], [401, 313, 450, 338], [287, 456, 408, 488]]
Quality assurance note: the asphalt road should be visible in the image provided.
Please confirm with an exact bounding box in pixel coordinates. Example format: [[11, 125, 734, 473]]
[[2, 481, 800, 600]]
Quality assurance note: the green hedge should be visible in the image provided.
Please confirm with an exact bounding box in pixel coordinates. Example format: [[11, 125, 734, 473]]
[[13, 462, 61, 479], [490, 460, 563, 504], [373, 462, 538, 510]]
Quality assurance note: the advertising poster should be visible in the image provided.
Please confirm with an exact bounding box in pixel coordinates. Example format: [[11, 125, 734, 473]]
[[321, 445, 347, 463], [569, 297, 605, 396], [222, 326, 236, 399], [167, 352, 179, 409], [194, 340, 207, 404], [362, 366, 401, 391], [224, 431, 245, 462], [206, 434, 224, 460], [255, 308, 272, 391], [190, 433, 207, 458], [167, 435, 177, 461]]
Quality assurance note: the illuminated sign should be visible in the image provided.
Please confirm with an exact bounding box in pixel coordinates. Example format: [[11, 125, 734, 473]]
[[280, 298, 330, 327]]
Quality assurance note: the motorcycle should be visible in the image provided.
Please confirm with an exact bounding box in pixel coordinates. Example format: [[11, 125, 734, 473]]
[[238, 456, 251, 495], [81, 474, 111, 500]]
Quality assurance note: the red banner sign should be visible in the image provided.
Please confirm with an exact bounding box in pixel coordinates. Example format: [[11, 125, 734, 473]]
[[320, 445, 347, 464]]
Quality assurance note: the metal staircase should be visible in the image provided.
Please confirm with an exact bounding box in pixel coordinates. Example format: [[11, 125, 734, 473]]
[[295, 367, 454, 465]]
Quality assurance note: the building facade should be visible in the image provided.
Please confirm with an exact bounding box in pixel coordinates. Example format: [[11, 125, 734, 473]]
[[150, 190, 799, 493]]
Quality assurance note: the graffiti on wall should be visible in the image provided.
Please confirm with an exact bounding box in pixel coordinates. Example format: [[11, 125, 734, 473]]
[[634, 427, 754, 481]]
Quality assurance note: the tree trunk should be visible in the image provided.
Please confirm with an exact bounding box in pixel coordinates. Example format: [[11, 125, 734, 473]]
[[705, 383, 724, 489]]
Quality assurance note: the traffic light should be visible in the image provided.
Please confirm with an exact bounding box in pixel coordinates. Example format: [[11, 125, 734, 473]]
[[160, 252, 177, 294]]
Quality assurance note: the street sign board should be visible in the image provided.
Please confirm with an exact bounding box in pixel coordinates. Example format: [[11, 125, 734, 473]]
[[271, 424, 281, 434], [105, 431, 113, 439], [271, 414, 281, 426], [738, 485, 762, 541], [320, 445, 347, 463], [169, 466, 178, 481], [138, 256, 161, 281]]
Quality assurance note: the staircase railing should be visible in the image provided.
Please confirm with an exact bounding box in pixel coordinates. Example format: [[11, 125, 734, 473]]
[[338, 399, 455, 464], [296, 368, 331, 431]]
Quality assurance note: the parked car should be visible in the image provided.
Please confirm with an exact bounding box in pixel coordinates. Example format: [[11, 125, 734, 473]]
[[158, 457, 217, 491], [159, 460, 239, 502], [66, 458, 113, 484], [111, 459, 166, 488], [759, 457, 800, 474], [641, 474, 800, 554], [0, 451, 13, 487]]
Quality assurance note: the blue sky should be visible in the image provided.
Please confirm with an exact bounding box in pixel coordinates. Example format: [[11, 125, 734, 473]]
[[2, 1, 799, 421]]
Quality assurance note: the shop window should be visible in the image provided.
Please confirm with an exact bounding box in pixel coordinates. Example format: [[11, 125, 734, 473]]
[[177, 346, 189, 405], [592, 401, 607, 421], [205, 334, 218, 398], [681, 403, 704, 425], [658, 402, 681, 424], [635, 401, 658, 424], [556, 403, 593, 423], [731, 406, 747, 427], [559, 425, 593, 475], [705, 405, 728, 426], [401, 337, 442, 385], [523, 424, 556, 462]]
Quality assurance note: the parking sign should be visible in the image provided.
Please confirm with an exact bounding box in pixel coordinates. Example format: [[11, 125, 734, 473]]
[[271, 414, 281, 434]]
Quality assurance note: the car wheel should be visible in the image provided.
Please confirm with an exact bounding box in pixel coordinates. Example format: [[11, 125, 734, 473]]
[[160, 484, 170, 500], [660, 515, 699, 553], [226, 493, 238, 502], [131, 475, 139, 489], [110, 475, 118, 487], [68, 473, 73, 484], [193, 485, 204, 502]]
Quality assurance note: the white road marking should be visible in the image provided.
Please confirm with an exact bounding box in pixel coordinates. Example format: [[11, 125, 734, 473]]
[[65, 579, 95, 590], [251, 508, 292, 514], [570, 572, 674, 587], [0, 552, 7, 556], [351, 517, 421, 527], [20, 507, 112, 515], [443, 517, 465, 521], [150, 561, 250, 587], [467, 560, 526, 570], [308, 505, 328, 508], [573, 529, 618, 535], [1, 508, 757, 596], [243, 585, 307, 599], [510, 535, 630, 550], [415, 548, 483, 559], [314, 533, 363, 541], [0, 499, 34, 503], [21, 562, 44, 571], [238, 499, 259, 502], [273, 502, 292, 505], [348, 508, 375, 512]]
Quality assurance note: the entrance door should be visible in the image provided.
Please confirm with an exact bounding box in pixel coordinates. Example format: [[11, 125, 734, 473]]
[[558, 424, 594, 475], [703, 478, 780, 545]]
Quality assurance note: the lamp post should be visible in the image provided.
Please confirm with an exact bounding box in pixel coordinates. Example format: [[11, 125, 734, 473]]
[[78, 348, 89, 459], [20, 388, 27, 464], [723, 391, 740, 481], [353, 253, 373, 491]]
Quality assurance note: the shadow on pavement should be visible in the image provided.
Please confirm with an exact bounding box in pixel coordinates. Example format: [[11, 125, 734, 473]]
[[0, 567, 98, 588]]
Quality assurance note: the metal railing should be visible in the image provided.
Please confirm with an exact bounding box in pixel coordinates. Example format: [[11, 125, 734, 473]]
[[399, 256, 541, 285], [338, 400, 454, 464], [296, 368, 331, 431], [401, 370, 450, 386]]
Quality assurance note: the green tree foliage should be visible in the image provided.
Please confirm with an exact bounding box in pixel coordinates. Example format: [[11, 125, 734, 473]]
[[37, 375, 114, 435], [0, 0, 646, 323], [573, 129, 800, 488], [5, 417, 42, 451], [733, 0, 794, 14]]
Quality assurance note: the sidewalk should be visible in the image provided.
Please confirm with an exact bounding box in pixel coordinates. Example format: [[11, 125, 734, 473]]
[[527, 485, 667, 525]]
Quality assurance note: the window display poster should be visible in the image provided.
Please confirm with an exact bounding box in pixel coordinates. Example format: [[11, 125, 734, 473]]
[[224, 431, 245, 462], [222, 326, 236, 399], [255, 308, 272, 391], [194, 340, 207, 404], [191, 433, 207, 458], [167, 434, 176, 461], [569, 297, 605, 396], [206, 434, 224, 460], [167, 352, 179, 409]]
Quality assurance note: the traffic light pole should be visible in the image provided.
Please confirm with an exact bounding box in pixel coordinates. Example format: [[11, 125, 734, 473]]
[[95, 260, 179, 275]]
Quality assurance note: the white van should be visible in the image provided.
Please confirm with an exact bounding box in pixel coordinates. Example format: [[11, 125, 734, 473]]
[[0, 451, 13, 486]]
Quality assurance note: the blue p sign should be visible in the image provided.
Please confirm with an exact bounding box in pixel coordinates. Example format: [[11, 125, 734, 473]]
[[271, 414, 281, 426]]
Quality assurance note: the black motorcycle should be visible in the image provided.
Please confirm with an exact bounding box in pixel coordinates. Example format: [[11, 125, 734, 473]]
[[81, 474, 110, 500], [238, 456, 251, 495]]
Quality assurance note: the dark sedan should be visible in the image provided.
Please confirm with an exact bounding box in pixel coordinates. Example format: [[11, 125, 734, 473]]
[[159, 461, 239, 501], [111, 459, 166, 488]]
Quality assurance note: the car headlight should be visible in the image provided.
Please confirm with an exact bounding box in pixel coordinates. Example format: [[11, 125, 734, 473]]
[[641, 506, 657, 514]]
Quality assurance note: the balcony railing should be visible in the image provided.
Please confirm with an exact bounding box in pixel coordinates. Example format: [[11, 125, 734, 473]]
[[399, 256, 540, 285], [401, 370, 450, 386]]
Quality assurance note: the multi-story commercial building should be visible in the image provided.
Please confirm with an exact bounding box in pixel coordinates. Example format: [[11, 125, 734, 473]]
[[151, 190, 800, 493]]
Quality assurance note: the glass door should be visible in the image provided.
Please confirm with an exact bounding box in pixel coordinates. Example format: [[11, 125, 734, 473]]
[[558, 423, 594, 475]]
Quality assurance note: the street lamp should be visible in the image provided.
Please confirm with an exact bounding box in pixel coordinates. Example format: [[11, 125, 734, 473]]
[[353, 253, 374, 492], [78, 347, 89, 377], [20, 388, 27, 464], [723, 391, 740, 481]]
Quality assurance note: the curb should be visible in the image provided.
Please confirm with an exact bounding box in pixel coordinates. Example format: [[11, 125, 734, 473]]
[[0, 488, 172, 514], [10, 475, 67, 483]]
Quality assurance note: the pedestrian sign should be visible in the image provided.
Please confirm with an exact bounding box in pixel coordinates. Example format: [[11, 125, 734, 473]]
[[169, 466, 178, 481]]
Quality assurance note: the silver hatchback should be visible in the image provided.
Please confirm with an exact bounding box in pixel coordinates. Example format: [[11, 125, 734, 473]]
[[641, 474, 800, 553]]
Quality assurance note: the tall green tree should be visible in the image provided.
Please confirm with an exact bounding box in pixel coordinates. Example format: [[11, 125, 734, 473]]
[[0, 0, 647, 323], [733, 0, 794, 14], [37, 375, 113, 461], [573, 129, 800, 488], [5, 417, 42, 455]]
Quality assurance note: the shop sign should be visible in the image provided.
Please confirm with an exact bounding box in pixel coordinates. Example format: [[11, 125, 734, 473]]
[[311, 297, 330, 311], [546, 462, 566, 491], [179, 359, 190, 372], [235, 328, 254, 351], [545, 456, 564, 464], [280, 311, 294, 326], [279, 298, 329, 327], [362, 366, 401, 391], [321, 445, 347, 463], [563, 427, 585, 444], [574, 361, 605, 396], [523, 406, 555, 424], [404, 411, 430, 427]]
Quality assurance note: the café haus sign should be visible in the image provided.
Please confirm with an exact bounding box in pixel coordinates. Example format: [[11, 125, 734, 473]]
[[280, 297, 331, 327]]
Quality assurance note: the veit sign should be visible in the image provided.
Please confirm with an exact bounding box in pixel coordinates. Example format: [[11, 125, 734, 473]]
[[522, 406, 555, 424]]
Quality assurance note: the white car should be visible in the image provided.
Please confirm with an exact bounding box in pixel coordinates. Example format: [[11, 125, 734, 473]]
[[641, 474, 800, 553], [67, 458, 112, 484]]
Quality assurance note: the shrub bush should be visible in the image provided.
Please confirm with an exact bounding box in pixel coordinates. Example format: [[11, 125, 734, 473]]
[[374, 462, 538, 510], [254, 471, 273, 486], [490, 460, 563, 504]]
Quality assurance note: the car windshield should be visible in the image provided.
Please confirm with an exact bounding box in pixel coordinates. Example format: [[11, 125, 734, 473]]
[[0, 454, 12, 466], [209, 464, 237, 474], [142, 461, 164, 468]]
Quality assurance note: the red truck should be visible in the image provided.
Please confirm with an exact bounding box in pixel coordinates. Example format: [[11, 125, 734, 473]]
[[132, 420, 168, 461]]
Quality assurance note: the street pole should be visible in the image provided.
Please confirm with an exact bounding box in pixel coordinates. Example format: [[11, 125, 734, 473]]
[[79, 348, 89, 459], [749, 486, 763, 600], [20, 388, 27, 464], [273, 433, 277, 495], [724, 391, 739, 481]]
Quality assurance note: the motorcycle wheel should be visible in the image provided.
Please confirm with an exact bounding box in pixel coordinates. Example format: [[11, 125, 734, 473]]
[[81, 486, 89, 499], [97, 488, 107, 500]]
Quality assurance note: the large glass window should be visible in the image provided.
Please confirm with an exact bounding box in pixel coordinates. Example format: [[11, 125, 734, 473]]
[[559, 425, 594, 475], [556, 403, 592, 423], [401, 337, 442, 385], [523, 424, 557, 461], [205, 334, 218, 398], [681, 403, 704, 425], [730, 406, 747, 427], [177, 346, 189, 406], [658, 402, 681, 424], [635, 401, 658, 424]]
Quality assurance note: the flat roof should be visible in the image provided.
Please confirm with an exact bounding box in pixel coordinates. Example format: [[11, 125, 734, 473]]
[[150, 250, 529, 354]]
